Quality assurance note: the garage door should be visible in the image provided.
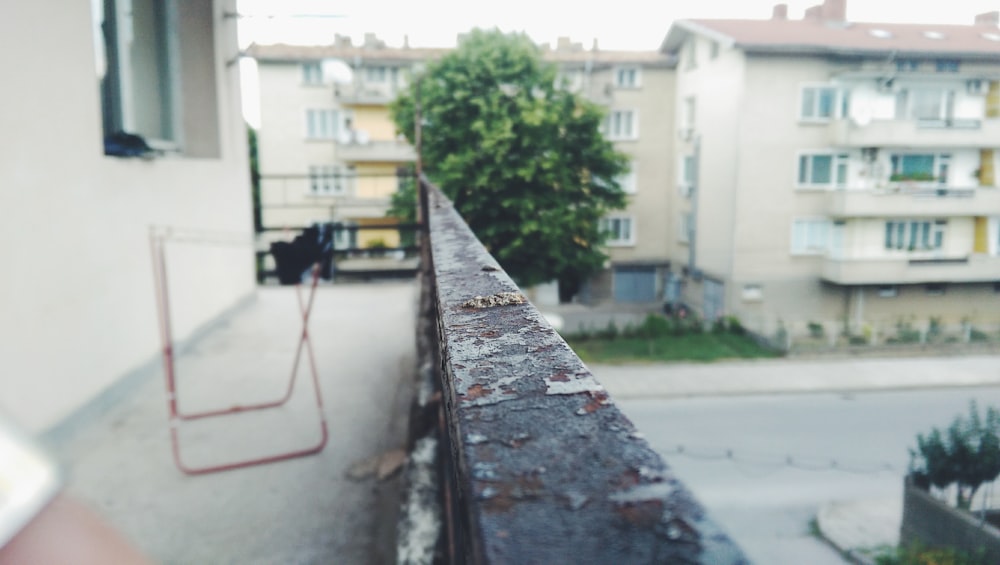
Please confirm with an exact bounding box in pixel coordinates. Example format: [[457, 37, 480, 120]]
[[613, 266, 657, 303]]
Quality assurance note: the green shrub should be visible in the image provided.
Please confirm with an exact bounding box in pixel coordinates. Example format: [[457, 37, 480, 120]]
[[970, 328, 990, 342], [848, 335, 867, 346], [807, 321, 825, 339], [637, 314, 671, 339], [595, 321, 619, 341], [874, 541, 986, 565], [725, 316, 745, 335]]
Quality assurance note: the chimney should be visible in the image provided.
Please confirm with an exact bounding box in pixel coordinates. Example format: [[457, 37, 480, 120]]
[[821, 0, 846, 22], [591, 38, 600, 52], [975, 11, 1000, 26], [804, 5, 822, 20], [772, 4, 788, 20], [403, 34, 410, 49]]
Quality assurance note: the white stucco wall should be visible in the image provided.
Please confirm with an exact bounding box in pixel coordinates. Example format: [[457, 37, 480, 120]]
[[0, 0, 255, 432]]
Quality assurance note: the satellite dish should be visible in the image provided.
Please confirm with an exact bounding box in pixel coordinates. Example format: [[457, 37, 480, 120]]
[[853, 105, 872, 127], [321, 58, 353, 85]]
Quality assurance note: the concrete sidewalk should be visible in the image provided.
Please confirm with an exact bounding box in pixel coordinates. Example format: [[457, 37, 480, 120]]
[[47, 282, 417, 565], [592, 355, 1000, 563]]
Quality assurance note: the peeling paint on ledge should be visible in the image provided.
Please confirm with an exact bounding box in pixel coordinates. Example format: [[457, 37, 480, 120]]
[[423, 178, 749, 564]]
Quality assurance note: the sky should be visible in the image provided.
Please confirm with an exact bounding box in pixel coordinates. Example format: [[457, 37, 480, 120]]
[[237, 0, 1000, 126], [237, 0, 1000, 50]]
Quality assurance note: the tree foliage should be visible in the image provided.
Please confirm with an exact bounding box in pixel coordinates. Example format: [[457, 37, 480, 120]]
[[910, 401, 1000, 509], [391, 29, 628, 295]]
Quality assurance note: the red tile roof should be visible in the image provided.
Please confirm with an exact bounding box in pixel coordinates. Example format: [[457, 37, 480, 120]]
[[662, 18, 1000, 57], [246, 43, 673, 67]]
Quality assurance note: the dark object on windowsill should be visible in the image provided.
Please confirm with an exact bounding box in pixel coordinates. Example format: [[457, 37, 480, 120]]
[[104, 131, 157, 159]]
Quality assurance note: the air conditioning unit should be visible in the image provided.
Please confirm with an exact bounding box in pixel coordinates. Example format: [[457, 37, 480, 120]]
[[677, 128, 694, 142], [876, 77, 896, 93], [967, 79, 989, 95]]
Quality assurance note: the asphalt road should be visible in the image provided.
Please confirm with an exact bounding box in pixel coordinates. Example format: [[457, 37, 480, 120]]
[[617, 387, 1000, 564]]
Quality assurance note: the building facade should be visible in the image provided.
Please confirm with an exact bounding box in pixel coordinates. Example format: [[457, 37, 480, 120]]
[[661, 0, 1000, 338], [1, 0, 255, 433], [248, 36, 676, 303], [248, 37, 444, 250]]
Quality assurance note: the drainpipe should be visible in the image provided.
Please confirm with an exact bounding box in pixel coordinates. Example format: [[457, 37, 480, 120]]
[[688, 135, 700, 275]]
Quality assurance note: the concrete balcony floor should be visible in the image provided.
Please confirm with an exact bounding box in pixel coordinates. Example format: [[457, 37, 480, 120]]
[[48, 282, 417, 564]]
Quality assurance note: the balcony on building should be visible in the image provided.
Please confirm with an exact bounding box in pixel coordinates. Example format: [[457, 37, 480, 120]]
[[336, 131, 416, 163], [829, 117, 1000, 148], [826, 185, 1000, 217], [822, 253, 1000, 284], [828, 75, 1000, 148], [334, 82, 405, 106]]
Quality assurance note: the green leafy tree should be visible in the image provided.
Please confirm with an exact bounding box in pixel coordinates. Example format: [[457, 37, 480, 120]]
[[910, 401, 1000, 509], [391, 29, 628, 299], [247, 124, 262, 233]]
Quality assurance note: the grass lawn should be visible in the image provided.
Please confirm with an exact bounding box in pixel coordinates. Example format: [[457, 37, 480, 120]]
[[565, 331, 781, 364]]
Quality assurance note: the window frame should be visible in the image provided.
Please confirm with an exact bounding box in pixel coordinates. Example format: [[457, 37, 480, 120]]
[[790, 217, 832, 255], [614, 66, 642, 89], [884, 219, 946, 252], [302, 62, 323, 85], [796, 152, 849, 189], [305, 108, 342, 140], [601, 215, 637, 246], [308, 165, 351, 196], [95, 0, 182, 149], [617, 161, 638, 194], [605, 109, 639, 141], [799, 84, 841, 122]]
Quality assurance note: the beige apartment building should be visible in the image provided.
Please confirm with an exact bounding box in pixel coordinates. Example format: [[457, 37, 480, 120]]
[[248, 36, 676, 303], [248, 37, 444, 249], [2, 0, 255, 433], [661, 0, 1000, 337]]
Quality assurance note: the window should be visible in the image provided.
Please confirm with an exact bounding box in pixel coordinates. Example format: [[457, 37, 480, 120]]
[[798, 153, 848, 188], [884, 220, 946, 251], [683, 97, 696, 130], [614, 67, 641, 88], [94, 0, 223, 157], [710, 41, 720, 60], [557, 69, 584, 91], [365, 66, 388, 83], [95, 0, 179, 147], [302, 62, 323, 85], [305, 109, 342, 139], [895, 89, 955, 121], [742, 284, 763, 302], [606, 110, 638, 140], [800, 86, 839, 120], [791, 218, 831, 255], [679, 155, 696, 195], [601, 216, 635, 246], [877, 285, 898, 298], [896, 59, 921, 72], [685, 38, 697, 70], [926, 284, 946, 295], [935, 59, 960, 72], [308, 165, 349, 195], [678, 213, 693, 243], [617, 162, 638, 194], [889, 153, 949, 183]]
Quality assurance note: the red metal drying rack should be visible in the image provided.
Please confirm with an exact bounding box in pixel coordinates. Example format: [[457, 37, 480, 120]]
[[150, 229, 328, 475]]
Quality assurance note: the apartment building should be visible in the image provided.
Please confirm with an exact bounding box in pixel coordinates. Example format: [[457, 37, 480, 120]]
[[545, 39, 676, 304], [247, 37, 445, 249], [248, 36, 675, 303], [661, 0, 1000, 336], [2, 0, 255, 433]]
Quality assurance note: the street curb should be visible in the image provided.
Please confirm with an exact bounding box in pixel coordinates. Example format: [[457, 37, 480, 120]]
[[816, 502, 889, 565]]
